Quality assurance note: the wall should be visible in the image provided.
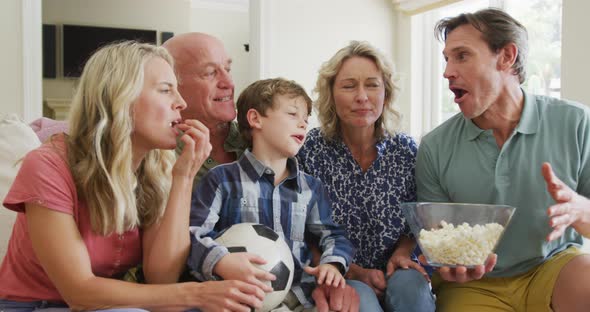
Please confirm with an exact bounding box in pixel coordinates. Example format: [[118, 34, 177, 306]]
[[561, 1, 590, 106], [252, 0, 397, 129], [190, 2, 250, 98], [0, 0, 23, 118], [42, 0, 191, 102], [393, 11, 413, 133], [7, 1, 589, 126], [562, 0, 590, 252]]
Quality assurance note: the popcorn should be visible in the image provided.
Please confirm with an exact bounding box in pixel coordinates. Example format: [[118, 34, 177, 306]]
[[419, 221, 504, 266]]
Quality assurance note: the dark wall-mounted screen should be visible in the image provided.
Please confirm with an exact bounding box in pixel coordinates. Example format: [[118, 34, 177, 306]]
[[42, 24, 57, 78], [62, 24, 157, 77]]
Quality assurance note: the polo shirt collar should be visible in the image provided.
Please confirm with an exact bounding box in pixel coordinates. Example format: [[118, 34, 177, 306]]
[[464, 117, 486, 141], [463, 88, 538, 140], [514, 89, 539, 135]]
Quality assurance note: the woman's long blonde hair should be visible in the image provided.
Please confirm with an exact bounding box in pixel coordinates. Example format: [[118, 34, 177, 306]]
[[67, 41, 176, 235], [314, 40, 401, 141]]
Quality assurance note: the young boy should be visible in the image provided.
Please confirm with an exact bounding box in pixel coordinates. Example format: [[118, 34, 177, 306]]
[[187, 78, 354, 309]]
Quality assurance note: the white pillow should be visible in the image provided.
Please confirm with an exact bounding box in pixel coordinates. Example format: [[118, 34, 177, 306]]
[[0, 114, 41, 260]]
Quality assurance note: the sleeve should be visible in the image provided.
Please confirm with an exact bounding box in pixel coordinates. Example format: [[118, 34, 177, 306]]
[[3, 145, 76, 215], [296, 128, 323, 176], [306, 180, 354, 273], [187, 170, 229, 281], [296, 137, 312, 174], [577, 109, 590, 197], [415, 140, 451, 202], [401, 135, 418, 237], [404, 135, 418, 203]]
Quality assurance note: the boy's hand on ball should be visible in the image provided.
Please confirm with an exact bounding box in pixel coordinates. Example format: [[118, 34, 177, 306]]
[[214, 252, 276, 292], [304, 263, 346, 288]]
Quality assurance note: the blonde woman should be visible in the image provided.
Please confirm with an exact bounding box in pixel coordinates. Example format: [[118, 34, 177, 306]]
[[0, 41, 264, 312], [297, 41, 434, 311]]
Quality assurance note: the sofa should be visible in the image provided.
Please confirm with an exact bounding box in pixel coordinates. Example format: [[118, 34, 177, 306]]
[[1, 113, 589, 263], [0, 114, 68, 260]]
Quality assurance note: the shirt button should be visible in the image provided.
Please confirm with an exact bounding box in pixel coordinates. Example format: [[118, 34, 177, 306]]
[[206, 159, 213, 164], [265, 169, 272, 174]]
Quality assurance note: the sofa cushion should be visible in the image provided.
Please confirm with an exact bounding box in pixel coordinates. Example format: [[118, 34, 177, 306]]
[[29, 117, 69, 143], [0, 114, 41, 260]]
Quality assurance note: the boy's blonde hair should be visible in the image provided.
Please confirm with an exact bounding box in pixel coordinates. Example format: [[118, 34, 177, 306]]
[[237, 78, 312, 146], [67, 41, 176, 235]]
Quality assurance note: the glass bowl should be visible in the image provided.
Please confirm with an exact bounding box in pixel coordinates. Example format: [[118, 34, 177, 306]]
[[401, 202, 516, 268]]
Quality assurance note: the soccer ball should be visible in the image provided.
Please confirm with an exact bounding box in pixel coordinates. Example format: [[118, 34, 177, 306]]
[[214, 223, 295, 312]]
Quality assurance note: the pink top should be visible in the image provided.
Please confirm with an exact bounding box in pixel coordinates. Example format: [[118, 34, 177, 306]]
[[0, 135, 141, 302]]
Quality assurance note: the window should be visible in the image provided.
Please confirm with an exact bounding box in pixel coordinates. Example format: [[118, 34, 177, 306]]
[[408, 0, 562, 139], [436, 0, 491, 123], [504, 0, 562, 98]]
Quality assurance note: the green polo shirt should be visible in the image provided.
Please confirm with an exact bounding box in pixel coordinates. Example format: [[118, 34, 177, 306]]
[[416, 90, 590, 277], [196, 121, 247, 184], [176, 121, 247, 186]]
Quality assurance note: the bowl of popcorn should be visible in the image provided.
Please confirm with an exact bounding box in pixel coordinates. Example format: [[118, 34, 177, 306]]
[[401, 202, 516, 268]]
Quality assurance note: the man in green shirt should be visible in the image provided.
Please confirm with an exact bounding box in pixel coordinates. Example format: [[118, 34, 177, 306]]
[[164, 33, 246, 184], [416, 8, 590, 311]]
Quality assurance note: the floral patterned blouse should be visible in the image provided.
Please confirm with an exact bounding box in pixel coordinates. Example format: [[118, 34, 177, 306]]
[[297, 128, 418, 270]]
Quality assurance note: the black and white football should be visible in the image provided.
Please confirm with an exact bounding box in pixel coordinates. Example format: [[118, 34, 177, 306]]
[[214, 223, 294, 312]]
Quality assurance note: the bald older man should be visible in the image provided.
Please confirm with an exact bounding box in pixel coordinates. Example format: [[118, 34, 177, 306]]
[[163, 33, 246, 184]]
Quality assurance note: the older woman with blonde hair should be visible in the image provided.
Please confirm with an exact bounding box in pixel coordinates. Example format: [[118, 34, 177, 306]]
[[0, 41, 265, 312], [298, 41, 435, 311]]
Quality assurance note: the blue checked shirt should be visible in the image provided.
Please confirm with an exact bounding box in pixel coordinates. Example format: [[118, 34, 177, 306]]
[[188, 150, 354, 307]]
